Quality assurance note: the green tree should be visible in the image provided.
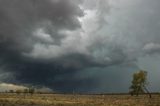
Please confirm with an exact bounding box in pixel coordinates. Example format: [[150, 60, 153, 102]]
[[129, 70, 151, 98]]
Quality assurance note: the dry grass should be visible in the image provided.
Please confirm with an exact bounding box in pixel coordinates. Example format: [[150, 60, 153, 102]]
[[0, 93, 160, 106]]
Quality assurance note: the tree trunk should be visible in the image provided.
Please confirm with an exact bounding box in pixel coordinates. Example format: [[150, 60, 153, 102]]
[[144, 86, 152, 98]]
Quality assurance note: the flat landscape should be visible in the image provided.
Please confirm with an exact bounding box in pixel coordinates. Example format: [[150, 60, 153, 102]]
[[0, 93, 159, 106]]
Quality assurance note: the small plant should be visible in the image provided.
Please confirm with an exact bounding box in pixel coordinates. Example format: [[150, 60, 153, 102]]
[[9, 90, 14, 93], [16, 89, 22, 95], [28, 87, 35, 95], [23, 89, 29, 93]]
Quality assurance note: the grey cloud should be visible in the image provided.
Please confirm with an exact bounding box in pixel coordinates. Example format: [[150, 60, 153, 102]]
[[0, 0, 160, 93], [0, 0, 83, 52], [143, 43, 160, 54], [0, 0, 91, 92]]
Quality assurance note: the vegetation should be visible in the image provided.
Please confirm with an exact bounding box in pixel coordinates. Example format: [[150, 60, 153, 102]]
[[15, 89, 22, 95], [4, 87, 35, 95], [9, 90, 14, 93], [23, 89, 29, 93], [0, 93, 159, 106], [28, 87, 35, 95], [129, 70, 151, 98]]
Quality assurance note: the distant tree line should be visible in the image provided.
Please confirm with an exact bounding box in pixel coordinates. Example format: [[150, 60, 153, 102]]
[[6, 87, 35, 95]]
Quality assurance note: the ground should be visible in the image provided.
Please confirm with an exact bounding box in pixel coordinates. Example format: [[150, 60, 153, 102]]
[[0, 93, 159, 106]]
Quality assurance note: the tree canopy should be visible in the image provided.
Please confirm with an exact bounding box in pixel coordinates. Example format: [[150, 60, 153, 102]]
[[129, 70, 151, 98]]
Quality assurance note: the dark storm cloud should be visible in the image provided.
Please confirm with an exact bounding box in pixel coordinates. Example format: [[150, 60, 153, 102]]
[[0, 0, 83, 52], [0, 0, 91, 92], [0, 0, 112, 92], [2, 55, 98, 92], [1, 0, 160, 93]]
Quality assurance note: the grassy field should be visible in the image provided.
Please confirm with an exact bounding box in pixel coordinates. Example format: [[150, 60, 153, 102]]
[[0, 93, 159, 106]]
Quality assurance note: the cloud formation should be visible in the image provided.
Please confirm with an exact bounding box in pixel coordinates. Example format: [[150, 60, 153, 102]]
[[0, 0, 160, 92]]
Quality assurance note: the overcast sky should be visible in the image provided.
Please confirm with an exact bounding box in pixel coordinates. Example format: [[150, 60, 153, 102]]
[[0, 0, 160, 93]]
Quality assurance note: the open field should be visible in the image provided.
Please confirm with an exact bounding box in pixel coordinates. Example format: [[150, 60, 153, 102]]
[[0, 93, 160, 106]]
